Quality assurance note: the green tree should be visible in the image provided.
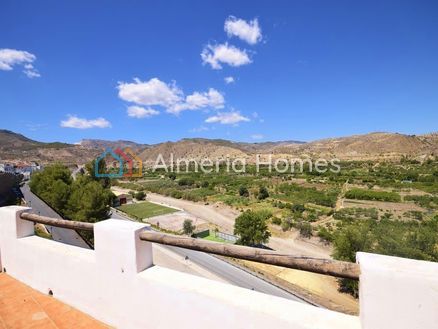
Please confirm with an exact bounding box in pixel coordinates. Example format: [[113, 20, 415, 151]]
[[239, 186, 249, 197], [134, 191, 146, 201], [65, 176, 114, 223], [29, 163, 72, 215], [257, 186, 269, 200], [84, 159, 111, 188], [332, 221, 375, 297], [234, 210, 271, 246], [183, 219, 195, 235], [297, 221, 313, 238]]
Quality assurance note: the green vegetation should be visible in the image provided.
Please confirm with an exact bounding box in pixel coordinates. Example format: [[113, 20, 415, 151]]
[[29, 163, 113, 223], [404, 195, 438, 209], [203, 233, 228, 243], [119, 201, 177, 220], [183, 219, 195, 235], [239, 186, 249, 197], [234, 210, 271, 246], [274, 183, 339, 207], [296, 221, 313, 238], [345, 188, 401, 202], [332, 217, 438, 296], [134, 191, 146, 201], [257, 186, 269, 200], [334, 207, 379, 221]]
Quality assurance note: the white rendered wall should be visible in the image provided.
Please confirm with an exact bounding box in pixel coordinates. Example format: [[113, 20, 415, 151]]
[[358, 252, 438, 329], [0, 206, 360, 329]]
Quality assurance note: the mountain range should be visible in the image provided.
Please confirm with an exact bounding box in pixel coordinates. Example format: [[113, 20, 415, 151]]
[[0, 129, 437, 166]]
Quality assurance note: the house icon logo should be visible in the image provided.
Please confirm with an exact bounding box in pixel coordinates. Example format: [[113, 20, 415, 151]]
[[95, 147, 143, 178]]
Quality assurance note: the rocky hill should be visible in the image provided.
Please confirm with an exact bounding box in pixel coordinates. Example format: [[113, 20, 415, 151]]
[[79, 139, 149, 152], [1, 129, 437, 166], [139, 139, 249, 165], [271, 132, 438, 160], [0, 130, 98, 166]]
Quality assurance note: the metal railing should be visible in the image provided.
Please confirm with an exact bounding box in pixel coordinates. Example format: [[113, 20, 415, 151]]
[[20, 212, 360, 280]]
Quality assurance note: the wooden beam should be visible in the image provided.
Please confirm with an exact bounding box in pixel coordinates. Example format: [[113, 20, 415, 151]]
[[20, 212, 94, 231], [19, 212, 360, 279], [139, 231, 360, 280]]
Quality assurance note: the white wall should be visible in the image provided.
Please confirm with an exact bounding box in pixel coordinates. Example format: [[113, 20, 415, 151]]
[[3, 206, 436, 329], [0, 206, 370, 328], [358, 252, 438, 329]]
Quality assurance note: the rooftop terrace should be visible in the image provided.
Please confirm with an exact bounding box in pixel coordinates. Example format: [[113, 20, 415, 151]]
[[0, 206, 437, 329]]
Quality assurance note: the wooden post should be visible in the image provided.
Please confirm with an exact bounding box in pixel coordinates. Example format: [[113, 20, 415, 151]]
[[139, 231, 360, 280], [20, 212, 94, 231]]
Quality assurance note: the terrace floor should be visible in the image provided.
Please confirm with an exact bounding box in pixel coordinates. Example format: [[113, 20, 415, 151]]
[[0, 273, 110, 329]]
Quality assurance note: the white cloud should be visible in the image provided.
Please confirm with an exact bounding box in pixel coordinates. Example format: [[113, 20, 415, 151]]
[[23, 64, 40, 78], [224, 76, 235, 84], [127, 106, 159, 118], [118, 77, 225, 115], [60, 115, 111, 129], [169, 88, 225, 114], [201, 43, 251, 69], [117, 77, 182, 107], [224, 16, 262, 45], [251, 134, 264, 140], [0, 48, 40, 78], [205, 111, 250, 125]]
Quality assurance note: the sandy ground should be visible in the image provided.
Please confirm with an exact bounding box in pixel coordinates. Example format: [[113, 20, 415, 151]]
[[239, 260, 359, 314], [146, 210, 209, 232]]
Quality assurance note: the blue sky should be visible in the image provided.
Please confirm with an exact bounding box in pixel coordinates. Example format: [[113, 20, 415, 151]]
[[1, 0, 437, 144]]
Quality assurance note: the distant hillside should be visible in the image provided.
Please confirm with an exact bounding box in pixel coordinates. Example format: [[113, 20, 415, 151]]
[[0, 130, 98, 166], [179, 138, 305, 153], [1, 129, 437, 165], [272, 132, 438, 159], [139, 139, 249, 164], [79, 139, 149, 152]]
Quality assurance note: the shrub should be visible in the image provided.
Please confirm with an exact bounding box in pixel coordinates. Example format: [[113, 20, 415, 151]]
[[239, 186, 249, 197], [258, 186, 269, 200], [271, 217, 282, 225], [292, 204, 305, 213], [297, 221, 313, 238], [178, 178, 194, 186], [134, 191, 146, 201]]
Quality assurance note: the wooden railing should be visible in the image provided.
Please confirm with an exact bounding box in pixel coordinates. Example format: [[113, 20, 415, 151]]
[[20, 212, 360, 280]]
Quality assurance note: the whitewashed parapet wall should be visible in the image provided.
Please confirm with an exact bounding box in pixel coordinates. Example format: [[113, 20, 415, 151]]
[[0, 206, 436, 329]]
